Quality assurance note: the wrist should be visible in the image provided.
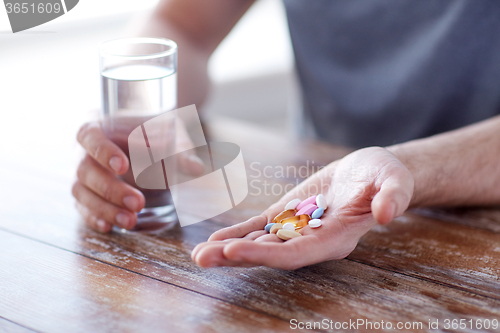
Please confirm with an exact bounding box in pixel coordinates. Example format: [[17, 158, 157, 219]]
[[385, 143, 427, 208]]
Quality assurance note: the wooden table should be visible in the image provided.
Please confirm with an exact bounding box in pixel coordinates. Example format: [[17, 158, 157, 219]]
[[1, 118, 499, 332]]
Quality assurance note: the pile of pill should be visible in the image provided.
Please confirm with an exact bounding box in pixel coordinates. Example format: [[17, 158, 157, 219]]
[[264, 194, 328, 241]]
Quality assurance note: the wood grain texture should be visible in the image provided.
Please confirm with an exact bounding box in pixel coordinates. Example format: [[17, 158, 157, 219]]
[[0, 230, 290, 333], [0, 165, 500, 331], [350, 211, 500, 300], [2, 219, 500, 332], [2, 118, 500, 332], [413, 207, 500, 234]]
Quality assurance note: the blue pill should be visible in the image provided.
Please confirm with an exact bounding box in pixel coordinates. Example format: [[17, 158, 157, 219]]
[[265, 223, 276, 233], [311, 208, 324, 219]]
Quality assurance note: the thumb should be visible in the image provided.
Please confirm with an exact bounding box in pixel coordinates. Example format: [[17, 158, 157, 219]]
[[371, 167, 414, 225]]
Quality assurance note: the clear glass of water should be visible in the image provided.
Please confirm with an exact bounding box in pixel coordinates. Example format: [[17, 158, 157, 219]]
[[99, 37, 178, 233]]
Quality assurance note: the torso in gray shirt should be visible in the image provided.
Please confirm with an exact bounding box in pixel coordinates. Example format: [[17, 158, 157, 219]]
[[283, 0, 500, 148]]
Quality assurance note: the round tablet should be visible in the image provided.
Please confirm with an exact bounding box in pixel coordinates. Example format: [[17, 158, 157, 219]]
[[308, 219, 322, 228], [282, 222, 295, 231]]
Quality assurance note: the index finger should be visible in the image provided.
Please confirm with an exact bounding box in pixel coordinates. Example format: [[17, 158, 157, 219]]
[[77, 122, 129, 175], [207, 216, 268, 241], [221, 236, 327, 270], [208, 199, 299, 241]]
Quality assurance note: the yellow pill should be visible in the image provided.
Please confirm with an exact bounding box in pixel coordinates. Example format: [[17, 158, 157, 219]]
[[276, 229, 302, 241], [270, 223, 283, 234], [280, 214, 311, 230], [273, 209, 297, 224]]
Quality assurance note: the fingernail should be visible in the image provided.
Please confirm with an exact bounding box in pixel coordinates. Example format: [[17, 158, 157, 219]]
[[116, 213, 130, 228], [188, 154, 204, 167], [96, 219, 107, 231], [123, 196, 140, 211], [109, 156, 122, 173]]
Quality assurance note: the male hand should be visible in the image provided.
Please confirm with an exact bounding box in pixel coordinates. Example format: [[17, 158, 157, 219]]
[[72, 121, 204, 232], [192, 147, 414, 269]]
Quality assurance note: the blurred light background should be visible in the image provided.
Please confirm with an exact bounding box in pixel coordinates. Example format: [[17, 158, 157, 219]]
[[0, 0, 299, 181]]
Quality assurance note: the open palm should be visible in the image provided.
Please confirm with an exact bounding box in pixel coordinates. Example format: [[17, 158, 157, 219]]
[[192, 147, 414, 270]]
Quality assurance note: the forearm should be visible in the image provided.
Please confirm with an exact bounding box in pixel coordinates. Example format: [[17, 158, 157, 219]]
[[138, 12, 211, 108], [387, 115, 500, 207], [136, 0, 254, 109]]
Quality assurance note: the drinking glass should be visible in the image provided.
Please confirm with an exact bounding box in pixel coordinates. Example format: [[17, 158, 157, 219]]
[[99, 37, 178, 232]]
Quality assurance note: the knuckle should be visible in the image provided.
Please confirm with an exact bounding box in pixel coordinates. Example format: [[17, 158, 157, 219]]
[[79, 206, 91, 221], [99, 180, 115, 202], [77, 123, 111, 163], [76, 161, 87, 182], [76, 122, 94, 144], [90, 201, 115, 224], [74, 201, 85, 216], [76, 155, 95, 182], [84, 214, 98, 228], [71, 181, 81, 198], [93, 142, 108, 163]]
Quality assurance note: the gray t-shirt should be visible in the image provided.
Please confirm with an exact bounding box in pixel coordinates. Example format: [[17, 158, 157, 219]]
[[283, 0, 500, 148]]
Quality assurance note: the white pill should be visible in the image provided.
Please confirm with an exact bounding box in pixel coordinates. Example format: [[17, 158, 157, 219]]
[[283, 222, 295, 231], [308, 219, 322, 228], [316, 194, 327, 210], [284, 198, 301, 211]]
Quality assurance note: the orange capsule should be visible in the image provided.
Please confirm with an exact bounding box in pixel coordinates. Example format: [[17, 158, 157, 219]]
[[273, 209, 297, 224], [280, 214, 311, 230]]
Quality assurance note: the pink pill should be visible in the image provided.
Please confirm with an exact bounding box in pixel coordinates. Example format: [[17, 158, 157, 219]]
[[296, 196, 316, 211], [296, 204, 318, 216]]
